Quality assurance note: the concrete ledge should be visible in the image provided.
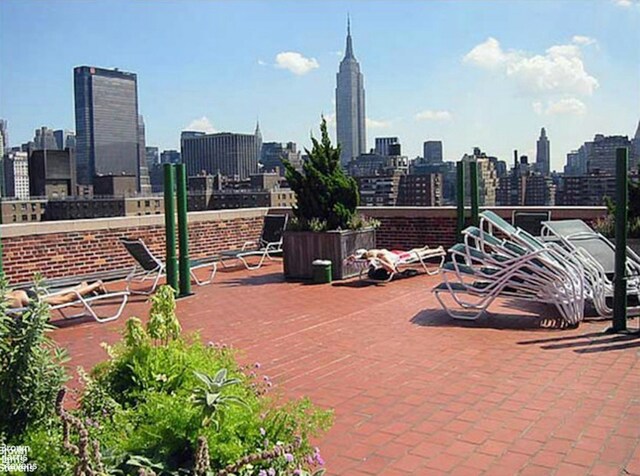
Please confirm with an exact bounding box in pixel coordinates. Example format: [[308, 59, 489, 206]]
[[0, 208, 270, 238], [270, 206, 608, 220], [0, 206, 607, 239]]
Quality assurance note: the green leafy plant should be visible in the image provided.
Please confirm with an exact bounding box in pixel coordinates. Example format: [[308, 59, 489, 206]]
[[0, 277, 69, 441], [192, 369, 248, 430], [20, 283, 332, 475], [147, 285, 181, 345], [283, 117, 360, 231]]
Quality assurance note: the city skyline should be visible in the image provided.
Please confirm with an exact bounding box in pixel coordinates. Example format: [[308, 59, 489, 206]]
[[1, 0, 639, 171]]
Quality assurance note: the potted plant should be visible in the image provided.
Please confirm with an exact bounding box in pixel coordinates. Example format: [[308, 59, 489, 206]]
[[282, 117, 377, 280]]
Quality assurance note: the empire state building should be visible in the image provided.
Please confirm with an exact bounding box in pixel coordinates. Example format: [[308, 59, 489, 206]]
[[336, 19, 366, 166]]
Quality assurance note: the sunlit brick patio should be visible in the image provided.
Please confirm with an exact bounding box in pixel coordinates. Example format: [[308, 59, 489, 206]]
[[52, 262, 640, 476]]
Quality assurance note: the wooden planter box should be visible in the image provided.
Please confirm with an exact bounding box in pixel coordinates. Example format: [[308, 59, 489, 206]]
[[283, 228, 376, 281]]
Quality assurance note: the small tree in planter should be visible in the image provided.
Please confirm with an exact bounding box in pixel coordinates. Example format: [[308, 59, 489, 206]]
[[282, 117, 377, 280]]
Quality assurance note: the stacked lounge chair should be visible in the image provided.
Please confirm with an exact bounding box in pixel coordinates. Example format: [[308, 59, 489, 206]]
[[433, 211, 586, 325], [541, 219, 640, 316]]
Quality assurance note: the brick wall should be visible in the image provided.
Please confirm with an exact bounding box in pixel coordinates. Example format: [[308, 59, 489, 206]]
[[1, 210, 266, 284], [361, 207, 607, 251], [270, 206, 608, 251], [1, 206, 607, 284]]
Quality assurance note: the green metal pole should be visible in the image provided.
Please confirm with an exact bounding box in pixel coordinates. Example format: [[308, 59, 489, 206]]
[[163, 163, 178, 292], [611, 147, 628, 332], [456, 161, 465, 242], [176, 163, 192, 297], [469, 160, 480, 227]]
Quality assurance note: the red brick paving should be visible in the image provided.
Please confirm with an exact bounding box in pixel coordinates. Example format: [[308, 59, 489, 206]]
[[52, 263, 640, 475]]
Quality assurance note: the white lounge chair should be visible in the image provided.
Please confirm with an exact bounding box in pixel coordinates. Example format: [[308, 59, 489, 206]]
[[541, 219, 640, 316], [433, 214, 586, 325], [347, 245, 446, 282], [8, 283, 129, 324]]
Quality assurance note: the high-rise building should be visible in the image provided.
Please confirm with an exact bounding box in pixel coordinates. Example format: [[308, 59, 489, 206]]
[[336, 19, 366, 166], [349, 152, 408, 177], [74, 66, 140, 186], [356, 173, 403, 206], [374, 137, 398, 156], [260, 142, 303, 176], [535, 127, 550, 175], [585, 134, 633, 174], [28, 149, 76, 198], [160, 150, 181, 164], [53, 130, 76, 150], [632, 120, 640, 168], [33, 127, 58, 151], [460, 148, 499, 206], [397, 174, 442, 206], [423, 141, 443, 164], [0, 119, 8, 155], [559, 173, 617, 206], [145, 147, 159, 167], [2, 151, 29, 199], [181, 125, 261, 180], [410, 159, 457, 205], [137, 115, 152, 194]]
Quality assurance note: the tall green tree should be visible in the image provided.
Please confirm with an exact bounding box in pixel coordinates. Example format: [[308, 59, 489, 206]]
[[283, 117, 359, 231]]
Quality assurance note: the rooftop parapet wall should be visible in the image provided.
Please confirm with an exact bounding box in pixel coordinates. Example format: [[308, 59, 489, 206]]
[[0, 206, 607, 284], [1, 208, 268, 284]]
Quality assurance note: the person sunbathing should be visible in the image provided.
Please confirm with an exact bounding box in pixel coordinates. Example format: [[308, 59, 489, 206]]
[[347, 246, 446, 273], [4, 281, 109, 309]]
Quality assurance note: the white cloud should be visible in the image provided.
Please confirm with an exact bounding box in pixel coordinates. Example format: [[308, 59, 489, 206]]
[[613, 0, 639, 7], [546, 98, 587, 115], [415, 110, 453, 121], [572, 35, 597, 46], [463, 37, 508, 70], [257, 59, 267, 66], [463, 37, 599, 97], [533, 98, 587, 116], [366, 118, 392, 128], [184, 116, 217, 133], [275, 52, 319, 75]]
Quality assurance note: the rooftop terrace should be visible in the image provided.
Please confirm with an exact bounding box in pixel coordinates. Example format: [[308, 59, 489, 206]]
[[2, 205, 638, 475], [52, 261, 640, 476]]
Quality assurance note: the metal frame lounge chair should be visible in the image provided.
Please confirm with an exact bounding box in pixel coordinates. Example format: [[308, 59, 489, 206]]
[[120, 237, 218, 294], [8, 283, 129, 323], [433, 213, 586, 324], [540, 219, 640, 316], [435, 234, 585, 323], [218, 214, 288, 270], [347, 245, 446, 282]]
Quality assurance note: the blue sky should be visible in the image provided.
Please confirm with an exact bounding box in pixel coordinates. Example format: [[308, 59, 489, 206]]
[[1, 0, 639, 171]]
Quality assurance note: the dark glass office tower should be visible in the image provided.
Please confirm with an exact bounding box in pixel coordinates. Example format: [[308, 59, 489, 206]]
[[74, 66, 139, 186]]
